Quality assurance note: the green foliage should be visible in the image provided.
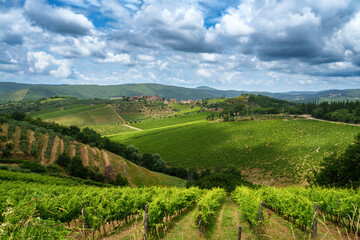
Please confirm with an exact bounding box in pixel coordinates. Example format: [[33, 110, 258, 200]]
[[45, 164, 62, 173], [194, 188, 226, 229], [231, 186, 264, 227], [113, 119, 358, 181], [20, 161, 46, 173], [56, 152, 71, 168], [111, 173, 128, 186], [67, 156, 88, 179], [2, 147, 11, 157], [314, 133, 360, 187], [187, 168, 251, 192]]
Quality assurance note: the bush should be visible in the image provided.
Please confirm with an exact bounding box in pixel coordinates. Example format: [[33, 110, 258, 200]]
[[67, 156, 88, 179], [2, 147, 11, 157], [46, 165, 62, 173], [6, 143, 14, 150], [20, 161, 46, 173], [56, 153, 71, 168], [111, 173, 128, 186]]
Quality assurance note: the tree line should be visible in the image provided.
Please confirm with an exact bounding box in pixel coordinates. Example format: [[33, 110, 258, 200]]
[[301, 100, 360, 123]]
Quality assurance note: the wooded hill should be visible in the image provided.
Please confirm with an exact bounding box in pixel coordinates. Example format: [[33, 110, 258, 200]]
[[2, 82, 360, 103]]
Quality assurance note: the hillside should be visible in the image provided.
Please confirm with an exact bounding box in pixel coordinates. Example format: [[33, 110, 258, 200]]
[[109, 117, 360, 185], [0, 121, 185, 187], [2, 82, 360, 103]]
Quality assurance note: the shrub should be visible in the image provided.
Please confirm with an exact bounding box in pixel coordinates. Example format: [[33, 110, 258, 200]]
[[2, 147, 11, 157], [20, 161, 46, 173], [46, 164, 62, 173]]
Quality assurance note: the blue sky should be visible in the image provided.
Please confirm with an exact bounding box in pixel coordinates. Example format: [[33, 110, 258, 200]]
[[1, 0, 360, 92]]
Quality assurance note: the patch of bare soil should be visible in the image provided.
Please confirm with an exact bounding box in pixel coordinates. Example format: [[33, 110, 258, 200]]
[[80, 146, 89, 167], [69, 144, 76, 158], [102, 150, 110, 167]]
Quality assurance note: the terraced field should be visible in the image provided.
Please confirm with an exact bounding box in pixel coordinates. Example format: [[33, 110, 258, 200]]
[[110, 119, 360, 183]]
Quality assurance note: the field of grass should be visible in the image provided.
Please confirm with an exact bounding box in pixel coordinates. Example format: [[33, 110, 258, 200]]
[[109, 119, 360, 182], [46, 105, 123, 127], [30, 104, 102, 119], [130, 111, 210, 130], [88, 124, 136, 135], [119, 112, 150, 121]]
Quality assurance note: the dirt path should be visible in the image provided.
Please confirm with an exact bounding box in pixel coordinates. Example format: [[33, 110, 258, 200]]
[[80, 145, 89, 167], [162, 205, 203, 240], [108, 105, 126, 122], [208, 197, 245, 240], [104, 217, 143, 240], [102, 150, 110, 167], [48, 136, 59, 165], [108, 104, 143, 131], [263, 208, 349, 240], [300, 114, 360, 127], [123, 124, 143, 131]]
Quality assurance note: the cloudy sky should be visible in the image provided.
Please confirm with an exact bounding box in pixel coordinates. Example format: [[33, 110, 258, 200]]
[[1, 0, 360, 92]]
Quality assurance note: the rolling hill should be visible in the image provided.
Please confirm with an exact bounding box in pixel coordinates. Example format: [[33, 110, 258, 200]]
[[0, 121, 185, 187], [1, 82, 360, 103], [109, 116, 360, 185]]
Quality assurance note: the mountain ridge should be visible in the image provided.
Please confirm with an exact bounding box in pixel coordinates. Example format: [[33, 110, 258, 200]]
[[1, 81, 360, 103]]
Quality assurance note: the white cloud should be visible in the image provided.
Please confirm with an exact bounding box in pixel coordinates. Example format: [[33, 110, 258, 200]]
[[201, 53, 220, 62], [27, 51, 71, 78], [24, 0, 94, 35], [97, 52, 132, 64], [50, 36, 105, 58], [197, 68, 212, 78], [137, 54, 155, 61]]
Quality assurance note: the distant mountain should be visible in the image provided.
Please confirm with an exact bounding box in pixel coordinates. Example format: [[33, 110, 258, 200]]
[[0, 82, 359, 103]]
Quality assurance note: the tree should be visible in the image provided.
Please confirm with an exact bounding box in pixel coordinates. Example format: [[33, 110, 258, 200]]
[[314, 133, 360, 187], [111, 173, 128, 186], [2, 147, 11, 157], [67, 156, 88, 179], [152, 153, 167, 172], [56, 153, 71, 168]]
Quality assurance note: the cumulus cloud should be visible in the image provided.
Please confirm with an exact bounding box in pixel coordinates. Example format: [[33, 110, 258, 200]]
[[137, 54, 155, 62], [27, 51, 72, 78], [24, 0, 94, 36], [1, 0, 360, 91], [96, 52, 132, 64]]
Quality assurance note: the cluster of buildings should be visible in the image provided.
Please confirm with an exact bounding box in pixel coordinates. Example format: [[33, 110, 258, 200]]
[[111, 95, 198, 104]]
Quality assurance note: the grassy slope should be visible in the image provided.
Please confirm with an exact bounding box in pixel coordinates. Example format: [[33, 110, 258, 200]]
[[109, 119, 360, 182], [43, 105, 123, 127], [30, 104, 103, 119], [130, 111, 210, 130]]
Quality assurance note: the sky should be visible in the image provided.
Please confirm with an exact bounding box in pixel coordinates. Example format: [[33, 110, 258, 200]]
[[0, 0, 360, 92]]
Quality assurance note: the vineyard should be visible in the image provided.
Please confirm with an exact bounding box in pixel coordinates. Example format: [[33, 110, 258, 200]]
[[45, 105, 124, 127], [1, 173, 359, 240], [110, 119, 360, 184]]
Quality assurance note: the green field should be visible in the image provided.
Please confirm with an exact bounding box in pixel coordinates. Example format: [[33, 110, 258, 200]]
[[30, 104, 102, 119], [130, 111, 210, 130], [88, 124, 136, 135], [46, 105, 123, 127], [119, 112, 150, 121], [109, 119, 360, 181]]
